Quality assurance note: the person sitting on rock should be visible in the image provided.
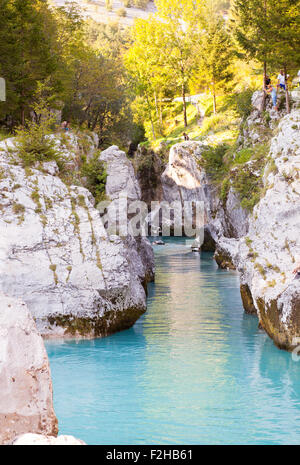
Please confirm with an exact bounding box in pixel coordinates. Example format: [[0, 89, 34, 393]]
[[265, 75, 271, 88], [266, 84, 278, 111]]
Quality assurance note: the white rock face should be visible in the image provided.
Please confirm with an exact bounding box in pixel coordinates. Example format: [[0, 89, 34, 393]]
[[0, 136, 153, 338], [100, 145, 141, 201], [236, 110, 300, 349], [99, 146, 155, 285], [161, 141, 249, 243], [13, 433, 85, 445], [159, 109, 300, 350], [0, 293, 58, 444]]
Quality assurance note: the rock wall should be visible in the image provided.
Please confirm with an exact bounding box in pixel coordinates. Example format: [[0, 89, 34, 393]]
[[160, 141, 249, 247], [0, 293, 58, 444], [0, 136, 154, 338], [157, 108, 300, 351], [236, 110, 300, 350], [134, 146, 165, 208]]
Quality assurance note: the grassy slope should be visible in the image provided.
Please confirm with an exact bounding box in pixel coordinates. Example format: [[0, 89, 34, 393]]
[[147, 93, 240, 151]]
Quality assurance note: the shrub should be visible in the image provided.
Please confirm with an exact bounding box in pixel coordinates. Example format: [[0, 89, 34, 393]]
[[234, 147, 253, 164], [81, 154, 107, 204], [198, 143, 229, 181], [15, 83, 60, 167], [231, 163, 263, 211], [224, 88, 254, 120], [132, 0, 148, 9], [13, 203, 25, 215], [117, 7, 126, 16]]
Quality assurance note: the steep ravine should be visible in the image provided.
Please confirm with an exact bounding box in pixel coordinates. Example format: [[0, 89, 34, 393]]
[[0, 135, 155, 444], [137, 105, 300, 351]]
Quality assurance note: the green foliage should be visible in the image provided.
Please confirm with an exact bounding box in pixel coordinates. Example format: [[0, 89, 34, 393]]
[[81, 154, 107, 204], [234, 147, 253, 164], [0, 0, 60, 126], [225, 88, 254, 119], [15, 83, 60, 167], [198, 144, 229, 181], [230, 143, 269, 211], [196, 8, 234, 113]]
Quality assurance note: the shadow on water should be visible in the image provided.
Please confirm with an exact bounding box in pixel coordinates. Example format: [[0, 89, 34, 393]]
[[46, 237, 300, 445]]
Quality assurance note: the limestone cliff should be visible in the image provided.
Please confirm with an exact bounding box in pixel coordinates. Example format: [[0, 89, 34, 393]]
[[0, 135, 154, 338], [158, 106, 300, 351], [0, 293, 57, 444]]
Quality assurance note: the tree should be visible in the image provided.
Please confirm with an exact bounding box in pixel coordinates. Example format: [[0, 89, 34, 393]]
[[0, 0, 60, 126], [232, 0, 300, 113], [268, 0, 300, 112], [125, 17, 176, 139], [196, 8, 234, 113], [232, 0, 273, 110], [155, 0, 204, 127]]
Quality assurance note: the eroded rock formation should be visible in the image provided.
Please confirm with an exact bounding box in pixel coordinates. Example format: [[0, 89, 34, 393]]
[[0, 293, 58, 444], [0, 136, 154, 338], [158, 108, 300, 351]]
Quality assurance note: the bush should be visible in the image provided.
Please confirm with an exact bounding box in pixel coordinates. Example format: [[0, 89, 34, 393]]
[[225, 88, 254, 120], [81, 154, 107, 204], [15, 83, 60, 167], [132, 0, 148, 9], [231, 143, 269, 211], [122, 0, 131, 6], [198, 143, 229, 181], [117, 7, 126, 17], [234, 147, 253, 164]]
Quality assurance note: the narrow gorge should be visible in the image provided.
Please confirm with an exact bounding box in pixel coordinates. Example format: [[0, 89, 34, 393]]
[[0, 91, 299, 445]]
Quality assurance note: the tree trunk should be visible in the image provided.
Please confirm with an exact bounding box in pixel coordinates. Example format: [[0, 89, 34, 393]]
[[159, 93, 163, 127], [260, 60, 267, 113], [21, 105, 25, 126], [146, 95, 155, 140], [212, 81, 217, 115], [284, 65, 290, 114], [182, 83, 187, 127]]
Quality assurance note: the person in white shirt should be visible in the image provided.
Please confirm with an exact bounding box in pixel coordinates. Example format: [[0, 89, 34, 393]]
[[277, 70, 286, 90], [277, 69, 289, 90]]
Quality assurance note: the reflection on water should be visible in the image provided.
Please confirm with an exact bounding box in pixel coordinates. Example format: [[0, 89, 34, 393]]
[[46, 237, 300, 445]]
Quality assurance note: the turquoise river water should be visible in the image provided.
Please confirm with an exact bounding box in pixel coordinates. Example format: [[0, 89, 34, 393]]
[[46, 237, 300, 445]]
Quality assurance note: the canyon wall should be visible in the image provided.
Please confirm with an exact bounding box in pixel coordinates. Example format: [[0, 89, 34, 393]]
[[0, 135, 154, 338], [156, 105, 300, 351]]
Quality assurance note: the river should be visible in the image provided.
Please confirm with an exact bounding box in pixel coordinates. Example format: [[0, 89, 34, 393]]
[[46, 237, 300, 445]]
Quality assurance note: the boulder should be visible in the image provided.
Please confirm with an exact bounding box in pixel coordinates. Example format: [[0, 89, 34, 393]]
[[13, 433, 85, 445], [0, 137, 153, 338], [0, 293, 58, 444]]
